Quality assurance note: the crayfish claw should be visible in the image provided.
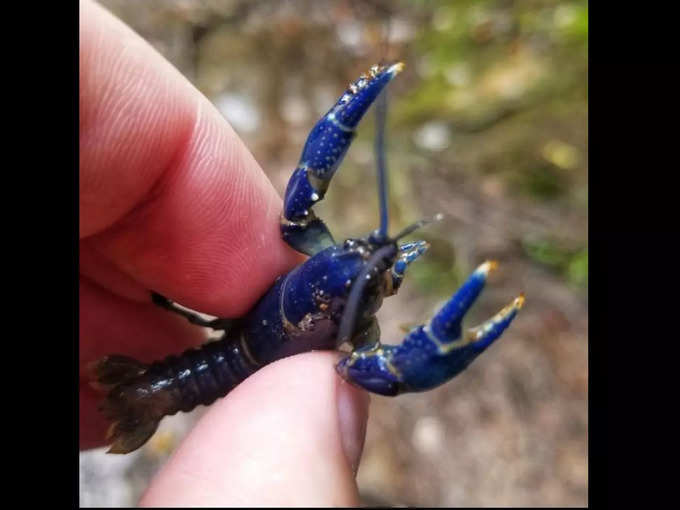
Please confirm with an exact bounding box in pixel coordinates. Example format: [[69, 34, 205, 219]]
[[464, 294, 525, 349], [428, 260, 498, 341], [336, 262, 523, 396], [281, 63, 405, 256]]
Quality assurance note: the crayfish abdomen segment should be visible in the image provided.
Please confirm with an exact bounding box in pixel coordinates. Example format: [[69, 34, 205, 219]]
[[95, 334, 259, 453]]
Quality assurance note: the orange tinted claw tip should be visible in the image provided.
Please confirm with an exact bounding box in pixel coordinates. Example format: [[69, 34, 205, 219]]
[[388, 62, 405, 76], [478, 260, 499, 276]]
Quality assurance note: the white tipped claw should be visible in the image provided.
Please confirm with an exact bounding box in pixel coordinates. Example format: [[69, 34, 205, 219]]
[[476, 260, 499, 277], [388, 62, 405, 76], [464, 293, 525, 345]]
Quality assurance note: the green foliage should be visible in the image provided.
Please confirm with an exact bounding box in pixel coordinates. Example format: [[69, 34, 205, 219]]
[[566, 248, 588, 288], [392, 0, 588, 208], [514, 162, 567, 200], [522, 236, 588, 288], [405, 236, 461, 296]]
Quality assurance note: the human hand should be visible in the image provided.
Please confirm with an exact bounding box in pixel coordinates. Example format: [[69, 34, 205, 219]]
[[79, 0, 369, 505]]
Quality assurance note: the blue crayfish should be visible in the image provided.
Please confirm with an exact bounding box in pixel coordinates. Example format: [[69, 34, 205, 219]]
[[92, 62, 524, 454]]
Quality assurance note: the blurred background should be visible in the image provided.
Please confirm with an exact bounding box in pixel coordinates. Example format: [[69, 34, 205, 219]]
[[79, 0, 587, 506]]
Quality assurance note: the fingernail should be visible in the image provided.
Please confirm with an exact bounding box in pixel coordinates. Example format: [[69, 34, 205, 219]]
[[336, 381, 369, 475]]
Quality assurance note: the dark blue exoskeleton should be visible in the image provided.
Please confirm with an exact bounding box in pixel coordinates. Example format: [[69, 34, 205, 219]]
[[92, 62, 524, 453]]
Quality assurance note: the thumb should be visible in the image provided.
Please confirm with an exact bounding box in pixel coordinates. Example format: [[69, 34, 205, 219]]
[[139, 351, 370, 506]]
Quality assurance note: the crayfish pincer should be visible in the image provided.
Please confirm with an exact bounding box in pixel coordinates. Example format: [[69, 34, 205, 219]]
[[90, 62, 524, 454]]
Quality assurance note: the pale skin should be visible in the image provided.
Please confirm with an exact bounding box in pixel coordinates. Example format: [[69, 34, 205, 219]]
[[79, 0, 369, 505]]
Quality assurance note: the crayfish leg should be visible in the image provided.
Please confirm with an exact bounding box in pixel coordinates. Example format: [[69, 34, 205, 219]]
[[151, 292, 233, 331]]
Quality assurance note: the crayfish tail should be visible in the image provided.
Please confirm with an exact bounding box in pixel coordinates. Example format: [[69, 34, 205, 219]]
[[88, 354, 148, 391], [99, 377, 170, 454], [90, 354, 168, 453], [105, 415, 160, 454]]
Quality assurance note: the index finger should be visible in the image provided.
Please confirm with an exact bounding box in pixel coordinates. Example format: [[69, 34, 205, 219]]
[[79, 0, 302, 316]]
